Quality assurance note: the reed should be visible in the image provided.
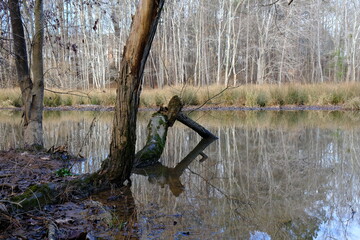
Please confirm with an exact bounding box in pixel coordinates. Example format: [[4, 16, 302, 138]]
[[1, 83, 360, 108]]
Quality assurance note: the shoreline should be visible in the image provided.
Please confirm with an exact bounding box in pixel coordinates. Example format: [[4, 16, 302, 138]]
[[0, 104, 347, 112]]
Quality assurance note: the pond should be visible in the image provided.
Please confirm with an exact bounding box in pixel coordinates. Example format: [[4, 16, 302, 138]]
[[1, 110, 360, 239]]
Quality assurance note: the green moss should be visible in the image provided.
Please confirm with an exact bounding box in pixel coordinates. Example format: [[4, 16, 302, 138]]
[[136, 113, 168, 164], [11, 184, 54, 210]]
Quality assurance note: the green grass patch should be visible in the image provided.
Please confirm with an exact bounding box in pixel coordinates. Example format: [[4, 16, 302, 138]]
[[286, 88, 308, 105], [44, 95, 62, 107], [90, 96, 101, 105]]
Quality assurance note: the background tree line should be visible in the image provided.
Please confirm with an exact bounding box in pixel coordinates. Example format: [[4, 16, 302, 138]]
[[0, 0, 359, 89]]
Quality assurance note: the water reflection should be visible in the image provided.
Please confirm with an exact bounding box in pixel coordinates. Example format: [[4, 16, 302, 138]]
[[1, 110, 360, 239], [133, 138, 216, 197], [91, 186, 138, 239]]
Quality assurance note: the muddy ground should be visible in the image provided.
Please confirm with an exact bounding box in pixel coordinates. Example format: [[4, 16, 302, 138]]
[[0, 149, 137, 240]]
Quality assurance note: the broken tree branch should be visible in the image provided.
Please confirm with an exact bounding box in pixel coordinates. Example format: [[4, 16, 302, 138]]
[[176, 113, 218, 139]]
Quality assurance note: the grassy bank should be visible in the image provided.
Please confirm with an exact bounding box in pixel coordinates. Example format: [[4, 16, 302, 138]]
[[1, 83, 360, 109]]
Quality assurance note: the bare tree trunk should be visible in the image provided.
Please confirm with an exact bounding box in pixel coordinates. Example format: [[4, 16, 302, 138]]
[[98, 0, 165, 185], [9, 0, 44, 148], [26, 0, 44, 146]]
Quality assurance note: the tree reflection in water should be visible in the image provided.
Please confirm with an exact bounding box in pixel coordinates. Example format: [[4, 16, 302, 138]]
[[133, 138, 216, 197], [1, 110, 360, 239]]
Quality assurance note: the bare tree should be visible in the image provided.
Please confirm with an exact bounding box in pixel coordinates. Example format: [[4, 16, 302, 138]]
[[9, 0, 44, 148], [2, 0, 360, 90]]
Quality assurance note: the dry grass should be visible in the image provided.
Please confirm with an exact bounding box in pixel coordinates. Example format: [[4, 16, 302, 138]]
[[140, 83, 360, 108], [1, 83, 360, 108]]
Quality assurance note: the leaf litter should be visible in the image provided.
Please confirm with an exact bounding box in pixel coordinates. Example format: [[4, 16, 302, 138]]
[[0, 149, 138, 239]]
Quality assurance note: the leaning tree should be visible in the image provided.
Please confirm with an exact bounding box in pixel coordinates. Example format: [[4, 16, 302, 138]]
[[97, 0, 166, 185]]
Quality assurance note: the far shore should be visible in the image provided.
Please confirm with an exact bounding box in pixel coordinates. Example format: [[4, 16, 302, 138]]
[[0, 104, 347, 112], [1, 83, 360, 110]]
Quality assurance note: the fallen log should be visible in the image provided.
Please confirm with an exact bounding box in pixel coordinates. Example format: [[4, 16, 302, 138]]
[[134, 95, 183, 167], [134, 96, 217, 167], [176, 112, 217, 139], [6, 95, 217, 211]]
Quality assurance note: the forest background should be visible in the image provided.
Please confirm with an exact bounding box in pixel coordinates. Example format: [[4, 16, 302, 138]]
[[1, 0, 360, 109]]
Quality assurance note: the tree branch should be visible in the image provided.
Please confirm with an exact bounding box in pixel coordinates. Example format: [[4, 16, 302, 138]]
[[44, 88, 90, 99]]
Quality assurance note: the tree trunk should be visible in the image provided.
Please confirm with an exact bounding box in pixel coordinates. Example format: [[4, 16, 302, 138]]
[[98, 0, 165, 185], [9, 0, 44, 148], [26, 0, 44, 146]]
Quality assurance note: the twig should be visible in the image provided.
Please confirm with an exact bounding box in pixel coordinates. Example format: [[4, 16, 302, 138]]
[[0, 199, 23, 208], [48, 221, 58, 240], [199, 152, 208, 163], [260, 0, 280, 7], [44, 88, 90, 99], [188, 85, 238, 114], [28, 187, 42, 211], [0, 174, 12, 178], [0, 183, 15, 189], [70, 112, 103, 171], [76, 114, 100, 158], [187, 168, 233, 200]]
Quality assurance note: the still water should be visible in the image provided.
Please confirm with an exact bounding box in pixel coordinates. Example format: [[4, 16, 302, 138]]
[[1, 110, 360, 239]]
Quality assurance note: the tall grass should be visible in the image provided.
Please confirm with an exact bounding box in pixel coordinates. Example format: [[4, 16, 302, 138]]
[[1, 83, 360, 108]]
